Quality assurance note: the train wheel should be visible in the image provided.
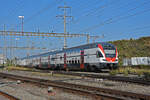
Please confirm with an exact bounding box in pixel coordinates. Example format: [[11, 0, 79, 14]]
[[85, 65, 89, 72], [109, 64, 114, 70], [66, 68, 69, 72], [89, 66, 96, 72], [86, 65, 91, 72]]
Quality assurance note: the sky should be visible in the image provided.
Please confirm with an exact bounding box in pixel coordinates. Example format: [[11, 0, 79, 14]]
[[0, 0, 150, 59]]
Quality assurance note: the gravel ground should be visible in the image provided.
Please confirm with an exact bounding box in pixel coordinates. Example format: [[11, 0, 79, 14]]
[[0, 70, 150, 96], [0, 95, 9, 100], [0, 78, 93, 100], [74, 71, 140, 77]]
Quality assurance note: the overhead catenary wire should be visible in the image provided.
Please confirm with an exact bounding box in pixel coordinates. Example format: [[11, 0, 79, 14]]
[[73, 0, 115, 24], [73, 0, 124, 25], [86, 0, 120, 17], [96, 0, 137, 17], [1, 0, 24, 24], [24, 0, 62, 24], [81, 8, 150, 32], [0, 0, 149, 59], [79, 0, 150, 32], [130, 25, 150, 31], [120, 26, 150, 35]]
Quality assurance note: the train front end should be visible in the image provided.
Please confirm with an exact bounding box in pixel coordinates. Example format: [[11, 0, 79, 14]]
[[97, 43, 118, 69]]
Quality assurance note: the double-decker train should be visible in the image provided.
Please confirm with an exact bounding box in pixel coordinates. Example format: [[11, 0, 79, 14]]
[[17, 42, 118, 71]]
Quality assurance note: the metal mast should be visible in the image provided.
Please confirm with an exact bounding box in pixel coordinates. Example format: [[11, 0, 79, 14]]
[[57, 5, 73, 49], [3, 24, 6, 65]]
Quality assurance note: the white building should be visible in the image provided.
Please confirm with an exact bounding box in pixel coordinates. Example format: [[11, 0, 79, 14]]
[[123, 57, 150, 66], [0, 54, 6, 65]]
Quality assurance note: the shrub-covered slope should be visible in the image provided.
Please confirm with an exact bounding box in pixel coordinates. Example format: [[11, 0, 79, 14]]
[[109, 37, 150, 65]]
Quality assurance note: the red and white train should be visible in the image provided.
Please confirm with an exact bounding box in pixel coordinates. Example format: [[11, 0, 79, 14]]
[[17, 42, 118, 71]]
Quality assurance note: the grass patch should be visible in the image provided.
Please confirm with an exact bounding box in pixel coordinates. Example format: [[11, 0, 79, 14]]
[[30, 72, 53, 76], [110, 67, 150, 77], [30, 71, 80, 79], [109, 36, 150, 66], [109, 70, 118, 76], [3, 66, 34, 71]]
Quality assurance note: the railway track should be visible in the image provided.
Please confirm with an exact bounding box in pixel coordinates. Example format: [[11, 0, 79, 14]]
[[53, 71, 150, 85], [0, 72, 150, 100], [17, 69, 150, 86], [0, 90, 20, 100]]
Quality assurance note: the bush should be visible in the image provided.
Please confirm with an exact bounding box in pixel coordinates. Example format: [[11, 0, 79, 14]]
[[109, 70, 118, 76], [143, 72, 150, 79], [123, 70, 128, 76], [139, 65, 150, 69], [110, 67, 150, 77], [137, 70, 143, 77], [110, 37, 150, 66]]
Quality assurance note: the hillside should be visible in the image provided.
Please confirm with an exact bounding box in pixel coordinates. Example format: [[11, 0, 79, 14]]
[[109, 37, 150, 65]]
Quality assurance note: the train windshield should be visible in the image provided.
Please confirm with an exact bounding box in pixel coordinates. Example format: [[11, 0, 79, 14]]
[[105, 54, 116, 58], [103, 44, 116, 58]]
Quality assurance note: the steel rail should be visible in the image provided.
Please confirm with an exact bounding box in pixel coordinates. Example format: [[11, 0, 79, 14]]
[[53, 71, 150, 85], [10, 69, 150, 85], [9, 69, 150, 85], [0, 72, 150, 100], [0, 90, 20, 100]]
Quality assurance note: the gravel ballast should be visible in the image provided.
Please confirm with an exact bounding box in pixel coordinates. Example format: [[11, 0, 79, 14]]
[[0, 70, 150, 97], [0, 78, 93, 100]]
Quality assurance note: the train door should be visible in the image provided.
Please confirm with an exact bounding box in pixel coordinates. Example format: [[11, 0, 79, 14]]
[[48, 56, 51, 69], [31, 59, 33, 67], [80, 50, 84, 70], [64, 53, 67, 70], [39, 57, 41, 68]]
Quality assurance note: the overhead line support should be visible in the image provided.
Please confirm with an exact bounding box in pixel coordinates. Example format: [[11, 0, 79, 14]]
[[57, 5, 73, 49]]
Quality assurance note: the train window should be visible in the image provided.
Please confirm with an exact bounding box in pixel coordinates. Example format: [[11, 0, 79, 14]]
[[51, 58, 55, 61], [105, 54, 116, 58], [60, 56, 63, 60], [72, 60, 74, 64], [96, 51, 103, 58], [75, 60, 77, 64], [69, 60, 71, 64], [78, 60, 80, 63]]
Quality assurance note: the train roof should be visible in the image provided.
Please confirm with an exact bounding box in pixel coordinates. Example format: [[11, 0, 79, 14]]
[[19, 42, 115, 60], [65, 42, 115, 50]]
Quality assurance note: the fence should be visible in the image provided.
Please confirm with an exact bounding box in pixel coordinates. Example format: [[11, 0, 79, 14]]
[[123, 57, 150, 66]]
